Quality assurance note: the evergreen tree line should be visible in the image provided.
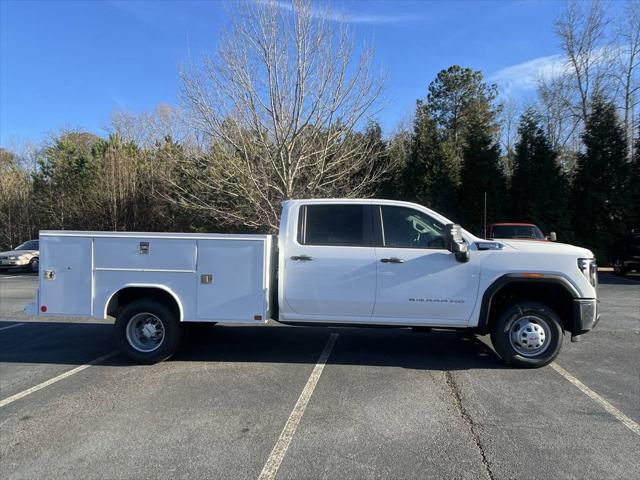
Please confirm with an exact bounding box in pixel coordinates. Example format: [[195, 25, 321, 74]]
[[1, 64, 638, 263], [373, 65, 639, 261]]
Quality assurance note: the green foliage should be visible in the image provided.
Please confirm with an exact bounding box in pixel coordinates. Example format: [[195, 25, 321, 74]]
[[458, 119, 507, 235], [401, 106, 457, 218], [31, 132, 102, 230], [393, 65, 502, 224], [572, 97, 630, 259], [510, 109, 571, 240], [376, 127, 411, 200], [424, 65, 501, 182]]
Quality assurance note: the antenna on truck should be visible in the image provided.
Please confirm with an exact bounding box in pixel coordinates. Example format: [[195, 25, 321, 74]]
[[483, 192, 487, 239]]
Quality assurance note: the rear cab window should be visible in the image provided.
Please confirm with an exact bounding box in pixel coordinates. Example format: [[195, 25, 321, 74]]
[[297, 204, 373, 247]]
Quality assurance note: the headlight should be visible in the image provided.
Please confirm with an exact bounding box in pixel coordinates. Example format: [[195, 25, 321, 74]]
[[8, 256, 20, 260], [578, 258, 598, 287]]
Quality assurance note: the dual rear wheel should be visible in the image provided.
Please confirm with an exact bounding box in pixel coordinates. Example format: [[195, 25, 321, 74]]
[[114, 300, 182, 364]]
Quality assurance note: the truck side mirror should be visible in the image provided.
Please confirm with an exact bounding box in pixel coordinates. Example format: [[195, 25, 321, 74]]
[[547, 232, 557, 242], [444, 224, 470, 263]]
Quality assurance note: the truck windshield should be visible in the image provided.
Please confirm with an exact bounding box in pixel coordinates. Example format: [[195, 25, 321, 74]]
[[492, 226, 544, 240]]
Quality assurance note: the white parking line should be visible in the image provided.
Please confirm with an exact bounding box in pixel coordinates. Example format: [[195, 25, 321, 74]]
[[2, 276, 22, 279], [0, 322, 25, 332], [0, 351, 118, 409], [258, 333, 339, 480], [551, 363, 640, 436]]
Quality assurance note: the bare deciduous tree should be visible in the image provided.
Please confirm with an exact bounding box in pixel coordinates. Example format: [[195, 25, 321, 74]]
[[0, 149, 35, 248], [614, 0, 640, 157], [540, 0, 640, 161], [176, 0, 386, 230], [555, 0, 612, 125], [109, 104, 194, 149]]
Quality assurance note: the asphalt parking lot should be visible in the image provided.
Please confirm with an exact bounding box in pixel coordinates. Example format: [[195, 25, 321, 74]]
[[0, 272, 638, 479]]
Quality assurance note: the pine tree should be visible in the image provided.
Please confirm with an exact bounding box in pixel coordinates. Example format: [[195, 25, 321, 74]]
[[394, 66, 502, 220], [425, 65, 501, 183], [458, 120, 507, 235], [510, 109, 572, 240], [400, 104, 458, 218], [572, 96, 629, 259]]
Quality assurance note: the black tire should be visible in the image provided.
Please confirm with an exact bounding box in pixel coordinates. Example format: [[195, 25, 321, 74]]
[[28, 257, 39, 273], [613, 259, 629, 276], [114, 300, 182, 364], [490, 302, 563, 368]]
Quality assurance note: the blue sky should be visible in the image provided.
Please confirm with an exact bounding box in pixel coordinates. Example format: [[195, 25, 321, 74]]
[[0, 0, 608, 148]]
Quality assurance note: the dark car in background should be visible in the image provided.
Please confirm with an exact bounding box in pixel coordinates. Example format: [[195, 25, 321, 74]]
[[485, 223, 556, 242], [610, 230, 640, 276]]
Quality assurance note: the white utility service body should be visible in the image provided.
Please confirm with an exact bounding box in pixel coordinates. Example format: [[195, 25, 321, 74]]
[[29, 232, 276, 324], [26, 199, 600, 367]]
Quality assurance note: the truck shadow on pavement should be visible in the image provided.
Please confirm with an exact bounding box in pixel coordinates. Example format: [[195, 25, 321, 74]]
[[0, 321, 506, 371], [597, 273, 640, 285]]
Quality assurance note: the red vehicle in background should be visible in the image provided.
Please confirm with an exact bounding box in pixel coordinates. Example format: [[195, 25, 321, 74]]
[[486, 223, 557, 242]]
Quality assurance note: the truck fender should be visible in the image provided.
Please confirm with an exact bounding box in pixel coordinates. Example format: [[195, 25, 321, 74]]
[[103, 283, 184, 322], [477, 273, 579, 334]]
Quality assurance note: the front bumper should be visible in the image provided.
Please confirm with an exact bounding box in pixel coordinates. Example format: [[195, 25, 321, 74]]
[[573, 298, 601, 336], [0, 259, 30, 268]]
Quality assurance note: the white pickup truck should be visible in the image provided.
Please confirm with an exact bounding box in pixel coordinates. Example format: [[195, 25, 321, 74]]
[[25, 199, 600, 368]]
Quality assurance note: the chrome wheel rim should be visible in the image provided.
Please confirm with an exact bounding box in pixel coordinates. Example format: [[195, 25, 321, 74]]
[[509, 315, 551, 357], [125, 313, 165, 353]]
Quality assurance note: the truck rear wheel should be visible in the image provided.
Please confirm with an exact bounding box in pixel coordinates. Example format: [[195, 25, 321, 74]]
[[114, 300, 181, 364], [490, 302, 563, 368]]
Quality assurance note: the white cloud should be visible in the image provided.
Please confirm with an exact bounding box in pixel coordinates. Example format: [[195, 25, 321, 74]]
[[269, 1, 421, 25], [489, 45, 622, 96], [488, 53, 568, 95]]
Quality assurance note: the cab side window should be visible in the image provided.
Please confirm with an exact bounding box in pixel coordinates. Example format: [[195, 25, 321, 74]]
[[380, 206, 445, 249], [298, 205, 371, 247]]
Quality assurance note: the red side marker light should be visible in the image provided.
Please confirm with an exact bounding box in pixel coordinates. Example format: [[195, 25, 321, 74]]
[[41, 305, 47, 313], [254, 315, 263, 321]]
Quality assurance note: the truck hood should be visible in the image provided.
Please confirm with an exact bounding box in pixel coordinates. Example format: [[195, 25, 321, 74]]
[[0, 249, 38, 257], [498, 240, 594, 258]]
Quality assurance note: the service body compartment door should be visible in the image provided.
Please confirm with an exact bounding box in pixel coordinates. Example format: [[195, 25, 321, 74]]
[[196, 239, 266, 322], [94, 237, 195, 271], [40, 236, 93, 315]]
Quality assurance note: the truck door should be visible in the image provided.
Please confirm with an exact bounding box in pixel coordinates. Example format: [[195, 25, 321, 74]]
[[283, 204, 377, 318], [372, 205, 480, 325]]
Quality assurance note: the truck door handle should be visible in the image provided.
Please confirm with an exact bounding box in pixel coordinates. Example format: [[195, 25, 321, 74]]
[[291, 255, 313, 261], [381, 257, 404, 264]]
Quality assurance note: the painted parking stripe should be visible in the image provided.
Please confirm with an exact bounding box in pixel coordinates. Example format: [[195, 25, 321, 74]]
[[258, 333, 339, 480], [0, 351, 118, 409], [0, 322, 25, 332], [551, 363, 640, 436]]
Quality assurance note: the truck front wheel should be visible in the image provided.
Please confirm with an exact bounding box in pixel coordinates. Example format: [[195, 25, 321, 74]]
[[490, 302, 563, 368], [114, 300, 181, 364]]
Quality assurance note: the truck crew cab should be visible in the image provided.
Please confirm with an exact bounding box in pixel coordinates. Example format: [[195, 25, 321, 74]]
[[25, 199, 600, 368]]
